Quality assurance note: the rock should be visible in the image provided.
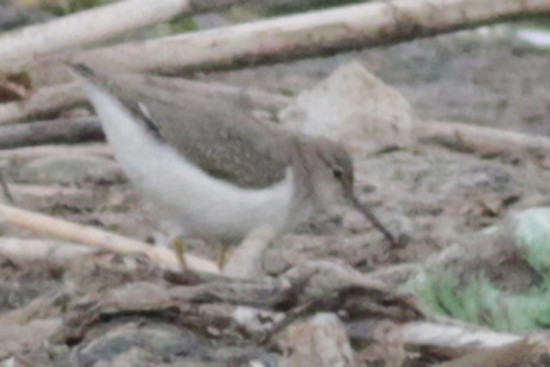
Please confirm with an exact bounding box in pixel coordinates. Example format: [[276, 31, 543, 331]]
[[351, 320, 406, 367], [12, 154, 124, 185], [91, 348, 161, 367], [0, 318, 62, 360], [72, 324, 208, 366], [72, 322, 278, 366], [279, 313, 355, 367], [279, 61, 418, 156]]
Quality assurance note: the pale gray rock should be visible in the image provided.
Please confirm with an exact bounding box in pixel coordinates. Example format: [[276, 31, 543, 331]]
[[279, 61, 418, 157]]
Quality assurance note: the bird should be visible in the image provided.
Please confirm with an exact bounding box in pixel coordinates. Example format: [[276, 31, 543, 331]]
[[69, 64, 398, 267]]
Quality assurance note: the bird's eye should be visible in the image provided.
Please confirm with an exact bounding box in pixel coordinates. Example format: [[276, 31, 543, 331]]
[[333, 167, 343, 179]]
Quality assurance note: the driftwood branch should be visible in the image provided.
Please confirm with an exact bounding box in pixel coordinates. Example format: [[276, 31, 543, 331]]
[[7, 183, 94, 200], [68, 0, 550, 74], [0, 203, 219, 273], [0, 117, 103, 149], [0, 74, 290, 124], [0, 0, 248, 70], [0, 143, 112, 161], [401, 320, 520, 349], [418, 120, 550, 155], [0, 82, 84, 123]]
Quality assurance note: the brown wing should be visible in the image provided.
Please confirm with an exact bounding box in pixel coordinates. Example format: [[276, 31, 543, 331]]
[[111, 73, 293, 189]]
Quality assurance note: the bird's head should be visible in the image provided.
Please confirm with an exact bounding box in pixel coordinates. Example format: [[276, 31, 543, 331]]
[[304, 137, 399, 246]]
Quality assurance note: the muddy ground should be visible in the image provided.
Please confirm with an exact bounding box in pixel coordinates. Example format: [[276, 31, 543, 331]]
[[0, 29, 550, 365]]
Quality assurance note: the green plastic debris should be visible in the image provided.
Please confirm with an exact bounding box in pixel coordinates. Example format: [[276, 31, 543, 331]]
[[409, 207, 550, 332]]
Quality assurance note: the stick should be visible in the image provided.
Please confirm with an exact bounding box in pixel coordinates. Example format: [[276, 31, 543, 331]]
[[0, 0, 248, 69], [68, 0, 550, 74], [0, 203, 219, 273], [7, 184, 97, 204], [402, 320, 520, 349], [433, 335, 547, 366], [0, 82, 84, 123], [280, 314, 355, 367], [418, 120, 550, 155], [0, 118, 103, 148], [0, 75, 290, 124], [0, 143, 112, 161]]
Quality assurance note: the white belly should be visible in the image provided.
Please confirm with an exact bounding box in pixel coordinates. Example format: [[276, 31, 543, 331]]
[[79, 78, 295, 242]]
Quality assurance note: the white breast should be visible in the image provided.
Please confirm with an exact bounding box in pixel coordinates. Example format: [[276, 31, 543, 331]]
[[77, 78, 295, 242]]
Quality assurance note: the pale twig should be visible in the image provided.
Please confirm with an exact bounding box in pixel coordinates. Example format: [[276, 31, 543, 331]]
[[0, 143, 113, 161], [418, 120, 550, 155], [0, 203, 219, 273], [6, 183, 94, 201], [0, 82, 84, 123], [402, 320, 520, 349], [0, 118, 103, 148]]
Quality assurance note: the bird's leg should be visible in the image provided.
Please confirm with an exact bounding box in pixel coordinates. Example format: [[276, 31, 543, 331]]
[[217, 242, 230, 270], [171, 236, 188, 270]]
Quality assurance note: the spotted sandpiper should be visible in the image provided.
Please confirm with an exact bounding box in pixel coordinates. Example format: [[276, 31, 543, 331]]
[[69, 64, 398, 264]]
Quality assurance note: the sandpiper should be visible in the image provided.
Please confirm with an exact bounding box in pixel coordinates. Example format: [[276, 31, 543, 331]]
[[70, 64, 398, 265]]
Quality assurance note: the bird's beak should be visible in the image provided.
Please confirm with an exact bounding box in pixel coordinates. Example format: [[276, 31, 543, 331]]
[[348, 194, 402, 248]]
